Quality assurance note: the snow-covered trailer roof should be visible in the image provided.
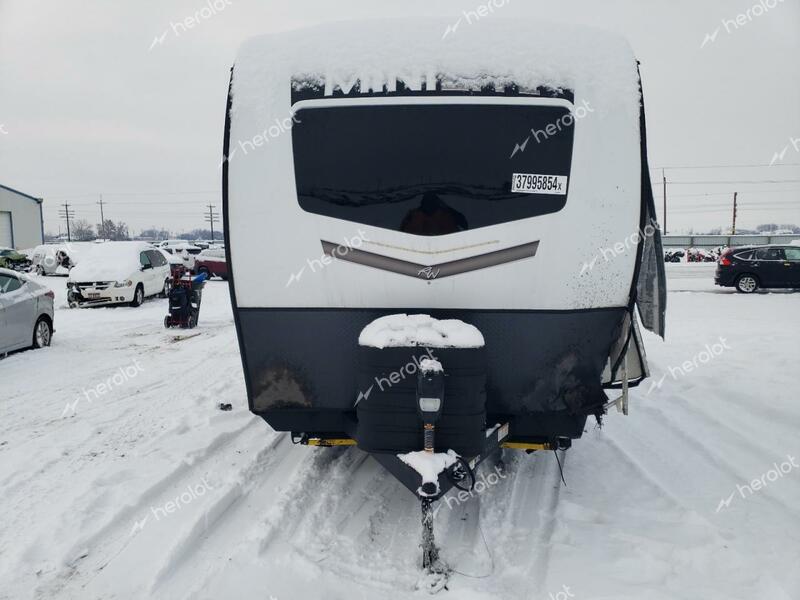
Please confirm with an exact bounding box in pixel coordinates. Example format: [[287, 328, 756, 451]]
[[231, 19, 641, 124]]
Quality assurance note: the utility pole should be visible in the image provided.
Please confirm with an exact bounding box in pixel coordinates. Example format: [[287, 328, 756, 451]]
[[662, 168, 667, 235], [205, 204, 220, 241], [58, 203, 75, 241], [731, 192, 738, 235], [97, 193, 106, 239]]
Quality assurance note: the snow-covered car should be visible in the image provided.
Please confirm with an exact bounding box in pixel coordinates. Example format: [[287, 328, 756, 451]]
[[67, 242, 171, 308], [160, 242, 203, 271], [157, 248, 185, 279], [156, 239, 185, 248], [0, 267, 54, 353], [0, 248, 32, 272], [29, 242, 95, 275], [193, 248, 228, 279]]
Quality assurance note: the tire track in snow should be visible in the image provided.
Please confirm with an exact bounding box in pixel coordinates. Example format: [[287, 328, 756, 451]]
[[472, 450, 566, 599], [148, 432, 292, 592], [614, 404, 800, 520], [599, 428, 797, 598], [38, 416, 268, 599]]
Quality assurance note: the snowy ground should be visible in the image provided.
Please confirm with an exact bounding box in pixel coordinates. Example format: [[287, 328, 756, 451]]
[[1, 265, 798, 600]]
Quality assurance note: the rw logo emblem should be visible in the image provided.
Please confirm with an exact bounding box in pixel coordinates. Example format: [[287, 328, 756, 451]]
[[417, 266, 440, 280]]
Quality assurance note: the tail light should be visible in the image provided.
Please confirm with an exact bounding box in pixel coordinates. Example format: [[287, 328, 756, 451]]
[[45, 290, 55, 299], [719, 250, 733, 266]]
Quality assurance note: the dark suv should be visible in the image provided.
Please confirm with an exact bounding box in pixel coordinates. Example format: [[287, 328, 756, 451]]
[[715, 245, 800, 293]]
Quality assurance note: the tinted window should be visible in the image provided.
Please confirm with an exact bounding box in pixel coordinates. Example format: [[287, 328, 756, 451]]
[[292, 103, 574, 235], [140, 251, 152, 267], [0, 274, 22, 293], [784, 247, 800, 261], [734, 250, 754, 260], [755, 247, 785, 261], [147, 250, 165, 266]]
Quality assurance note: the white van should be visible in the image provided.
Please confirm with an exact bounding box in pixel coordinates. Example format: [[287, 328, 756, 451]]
[[67, 242, 171, 307]]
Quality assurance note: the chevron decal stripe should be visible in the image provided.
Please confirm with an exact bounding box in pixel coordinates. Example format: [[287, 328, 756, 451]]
[[320, 240, 539, 280]]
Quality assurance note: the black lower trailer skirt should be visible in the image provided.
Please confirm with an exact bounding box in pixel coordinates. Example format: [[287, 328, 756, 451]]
[[237, 306, 625, 428]]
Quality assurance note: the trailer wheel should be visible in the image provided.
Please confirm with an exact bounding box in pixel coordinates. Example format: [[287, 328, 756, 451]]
[[164, 316, 171, 328], [736, 274, 758, 294]]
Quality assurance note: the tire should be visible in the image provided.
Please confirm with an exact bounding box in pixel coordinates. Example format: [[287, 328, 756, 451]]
[[130, 284, 144, 307], [736, 274, 759, 294], [187, 314, 196, 329], [164, 315, 171, 328], [160, 279, 171, 298], [32, 317, 52, 349]]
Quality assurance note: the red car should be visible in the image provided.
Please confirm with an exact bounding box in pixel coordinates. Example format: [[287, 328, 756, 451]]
[[193, 248, 228, 280]]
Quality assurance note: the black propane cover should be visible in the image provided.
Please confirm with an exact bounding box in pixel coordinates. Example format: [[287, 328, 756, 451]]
[[355, 345, 487, 456]]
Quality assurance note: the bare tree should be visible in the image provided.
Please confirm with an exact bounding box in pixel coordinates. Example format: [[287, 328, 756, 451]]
[[97, 220, 130, 241], [72, 219, 96, 241]]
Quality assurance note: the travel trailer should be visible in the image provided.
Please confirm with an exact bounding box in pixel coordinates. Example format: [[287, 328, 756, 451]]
[[224, 19, 666, 573]]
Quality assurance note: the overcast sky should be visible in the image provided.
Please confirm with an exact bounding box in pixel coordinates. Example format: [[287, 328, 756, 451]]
[[1, 0, 798, 236]]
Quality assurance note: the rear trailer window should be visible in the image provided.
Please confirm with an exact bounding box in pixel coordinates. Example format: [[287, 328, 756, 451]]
[[291, 103, 574, 235]]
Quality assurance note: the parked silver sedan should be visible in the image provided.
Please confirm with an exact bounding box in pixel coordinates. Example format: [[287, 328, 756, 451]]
[[0, 268, 55, 353]]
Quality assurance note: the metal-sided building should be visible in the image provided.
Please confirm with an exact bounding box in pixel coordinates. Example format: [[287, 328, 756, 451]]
[[0, 184, 44, 249]]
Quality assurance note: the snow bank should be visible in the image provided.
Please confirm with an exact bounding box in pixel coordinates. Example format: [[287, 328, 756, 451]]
[[68, 242, 151, 282], [398, 449, 459, 495], [233, 18, 640, 123], [359, 314, 484, 349]]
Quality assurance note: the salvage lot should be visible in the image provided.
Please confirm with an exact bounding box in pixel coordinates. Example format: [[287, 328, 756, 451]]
[[1, 265, 799, 600]]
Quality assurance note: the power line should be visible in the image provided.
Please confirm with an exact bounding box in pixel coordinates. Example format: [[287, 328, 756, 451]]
[[650, 163, 800, 170], [47, 190, 218, 199], [667, 179, 800, 185], [654, 188, 800, 198]]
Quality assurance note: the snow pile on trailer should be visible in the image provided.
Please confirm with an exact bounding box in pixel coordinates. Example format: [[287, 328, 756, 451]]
[[231, 18, 641, 124], [359, 314, 485, 349], [420, 357, 443, 373]]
